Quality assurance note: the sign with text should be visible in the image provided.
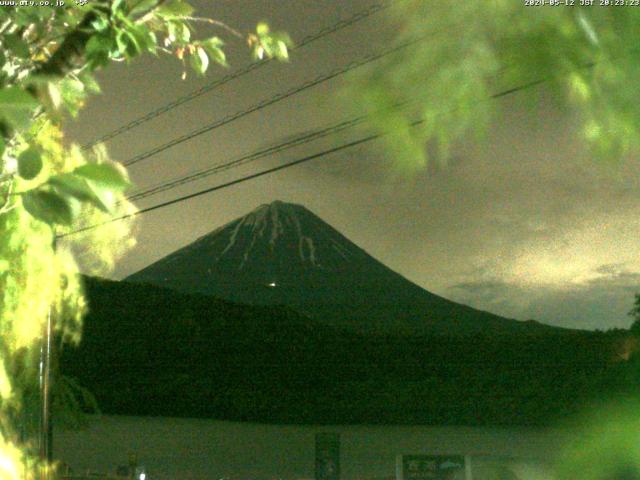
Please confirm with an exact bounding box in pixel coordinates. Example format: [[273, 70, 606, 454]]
[[315, 433, 340, 480], [396, 455, 466, 480]]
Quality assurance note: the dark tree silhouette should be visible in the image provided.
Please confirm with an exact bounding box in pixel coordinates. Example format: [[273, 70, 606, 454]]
[[629, 294, 640, 336]]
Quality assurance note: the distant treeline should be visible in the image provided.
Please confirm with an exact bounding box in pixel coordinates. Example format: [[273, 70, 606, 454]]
[[58, 276, 640, 427]]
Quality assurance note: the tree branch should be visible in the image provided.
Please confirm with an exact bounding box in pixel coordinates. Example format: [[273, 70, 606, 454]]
[[32, 2, 110, 78], [180, 17, 244, 40], [135, 0, 168, 24], [0, 180, 17, 215]]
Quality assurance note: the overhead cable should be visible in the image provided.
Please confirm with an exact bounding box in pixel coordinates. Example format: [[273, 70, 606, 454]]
[[121, 33, 433, 167], [58, 74, 547, 240], [81, 2, 394, 150]]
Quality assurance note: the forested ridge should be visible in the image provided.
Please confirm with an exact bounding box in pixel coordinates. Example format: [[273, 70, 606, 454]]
[[59, 276, 638, 426]]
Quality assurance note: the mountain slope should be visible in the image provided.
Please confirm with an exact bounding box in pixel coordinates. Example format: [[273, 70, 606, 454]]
[[126, 200, 565, 336]]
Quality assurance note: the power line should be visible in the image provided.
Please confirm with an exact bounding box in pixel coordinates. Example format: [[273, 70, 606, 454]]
[[124, 96, 423, 204], [121, 34, 431, 168], [126, 115, 366, 202], [58, 74, 547, 241], [100, 98, 415, 221], [77, 115, 364, 224], [81, 2, 394, 150], [61, 134, 380, 239], [120, 65, 534, 203]]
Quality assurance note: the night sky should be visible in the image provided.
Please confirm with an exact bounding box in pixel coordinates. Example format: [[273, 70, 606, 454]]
[[63, 0, 640, 331]]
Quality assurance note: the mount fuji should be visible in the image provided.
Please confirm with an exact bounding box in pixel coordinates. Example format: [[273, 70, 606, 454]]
[[125, 200, 560, 335]]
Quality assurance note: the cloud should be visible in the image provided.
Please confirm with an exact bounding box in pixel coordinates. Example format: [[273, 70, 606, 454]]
[[595, 263, 628, 276], [447, 264, 640, 330]]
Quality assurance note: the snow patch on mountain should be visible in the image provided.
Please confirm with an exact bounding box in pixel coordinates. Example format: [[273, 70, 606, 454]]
[[303, 237, 317, 265], [331, 238, 352, 260], [221, 216, 246, 256], [269, 204, 283, 248], [286, 207, 318, 266], [203, 201, 331, 269]]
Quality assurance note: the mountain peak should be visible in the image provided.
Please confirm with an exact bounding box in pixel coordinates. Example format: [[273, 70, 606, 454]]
[[126, 201, 563, 336], [253, 200, 310, 217], [261, 199, 299, 208], [216, 200, 336, 270], [129, 200, 364, 285]]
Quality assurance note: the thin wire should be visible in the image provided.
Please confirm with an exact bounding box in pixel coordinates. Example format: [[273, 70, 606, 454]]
[[59, 134, 381, 239], [127, 116, 366, 202], [124, 94, 422, 203], [74, 116, 365, 225], [57, 74, 547, 240], [86, 98, 421, 225], [121, 67, 537, 204], [120, 33, 433, 168], [80, 2, 394, 150]]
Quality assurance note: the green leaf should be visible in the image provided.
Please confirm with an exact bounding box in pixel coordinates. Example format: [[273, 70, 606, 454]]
[[166, 21, 177, 43], [48, 173, 113, 212], [116, 29, 141, 58], [49, 173, 94, 201], [59, 77, 86, 117], [156, 0, 194, 18], [0, 86, 38, 130], [252, 45, 265, 61], [127, 32, 142, 57], [272, 32, 293, 45], [128, 24, 156, 54], [85, 34, 112, 68], [146, 30, 158, 54], [201, 37, 227, 67], [276, 40, 289, 60], [179, 22, 191, 43], [22, 189, 75, 226], [254, 31, 292, 61], [47, 82, 63, 110], [86, 34, 110, 55], [190, 46, 208, 75], [130, 0, 160, 16], [166, 21, 190, 44], [260, 41, 274, 58], [73, 163, 131, 191], [256, 22, 270, 36], [90, 15, 110, 32], [0, 137, 4, 158], [79, 73, 101, 95], [17, 148, 42, 180], [3, 34, 30, 59], [201, 37, 223, 49], [111, 0, 127, 14]]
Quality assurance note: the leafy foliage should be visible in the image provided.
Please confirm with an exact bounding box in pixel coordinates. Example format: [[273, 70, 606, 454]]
[[554, 399, 640, 480], [249, 23, 292, 61], [347, 1, 640, 169], [629, 293, 640, 336], [0, 0, 292, 476]]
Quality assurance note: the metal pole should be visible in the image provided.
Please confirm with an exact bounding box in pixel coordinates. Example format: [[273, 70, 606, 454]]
[[39, 308, 53, 464], [39, 235, 56, 478]]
